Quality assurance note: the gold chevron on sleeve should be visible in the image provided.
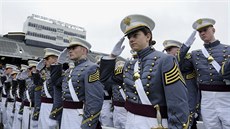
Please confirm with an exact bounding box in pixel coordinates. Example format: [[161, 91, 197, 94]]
[[164, 62, 185, 85], [114, 66, 123, 75], [185, 70, 196, 80], [88, 69, 100, 83], [35, 86, 43, 91], [221, 61, 225, 75], [185, 53, 191, 59], [81, 111, 101, 125]]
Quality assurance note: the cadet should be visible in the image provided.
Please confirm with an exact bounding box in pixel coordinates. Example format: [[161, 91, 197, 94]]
[[163, 40, 199, 129], [21, 60, 38, 129], [112, 60, 127, 129], [0, 64, 16, 129], [3, 64, 17, 129], [180, 18, 230, 129], [96, 56, 114, 128], [31, 60, 44, 129], [38, 48, 60, 129], [12, 64, 29, 129], [7, 68, 20, 129], [56, 37, 104, 129], [100, 14, 189, 129]]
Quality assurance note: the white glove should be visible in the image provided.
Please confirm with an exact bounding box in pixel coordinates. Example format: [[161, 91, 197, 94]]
[[111, 37, 125, 57], [36, 59, 45, 71], [32, 120, 39, 128], [224, 79, 230, 85], [10, 112, 14, 119], [18, 114, 23, 121], [58, 48, 69, 64], [48, 119, 59, 128], [184, 31, 196, 47]]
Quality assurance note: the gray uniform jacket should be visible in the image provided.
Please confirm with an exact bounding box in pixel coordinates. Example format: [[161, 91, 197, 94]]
[[61, 59, 104, 129], [100, 46, 190, 129], [31, 72, 43, 120], [180, 40, 230, 90]]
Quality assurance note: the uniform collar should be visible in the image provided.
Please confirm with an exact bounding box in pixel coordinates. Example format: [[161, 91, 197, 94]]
[[204, 40, 220, 48], [74, 58, 87, 66], [137, 46, 155, 59]]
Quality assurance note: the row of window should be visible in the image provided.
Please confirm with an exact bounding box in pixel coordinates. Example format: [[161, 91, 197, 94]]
[[28, 22, 56, 32], [28, 22, 85, 39], [27, 31, 56, 40], [64, 31, 86, 39], [27, 31, 70, 43]]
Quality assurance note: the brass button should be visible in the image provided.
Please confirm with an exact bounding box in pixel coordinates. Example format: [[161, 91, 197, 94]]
[[152, 63, 155, 66], [147, 75, 151, 79], [146, 83, 150, 87]]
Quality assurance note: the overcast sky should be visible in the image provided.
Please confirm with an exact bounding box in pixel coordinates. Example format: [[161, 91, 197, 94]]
[[0, 0, 229, 58]]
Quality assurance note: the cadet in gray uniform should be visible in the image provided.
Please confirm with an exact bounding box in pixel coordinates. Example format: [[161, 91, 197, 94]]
[[180, 18, 230, 129], [0, 64, 15, 129], [21, 60, 37, 129], [96, 57, 114, 128], [7, 69, 20, 129], [163, 40, 199, 129], [30, 61, 45, 129], [5, 65, 17, 129], [38, 48, 60, 129], [12, 64, 28, 129], [100, 14, 189, 129], [111, 61, 127, 129], [59, 37, 104, 129]]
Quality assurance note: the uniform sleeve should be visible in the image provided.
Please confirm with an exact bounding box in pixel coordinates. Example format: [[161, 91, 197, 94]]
[[221, 57, 230, 80], [177, 44, 194, 73], [17, 79, 26, 99], [100, 57, 124, 86], [162, 55, 190, 129], [12, 80, 18, 96], [81, 65, 104, 129], [1, 76, 6, 85], [50, 64, 63, 88], [177, 44, 190, 64], [31, 72, 43, 120]]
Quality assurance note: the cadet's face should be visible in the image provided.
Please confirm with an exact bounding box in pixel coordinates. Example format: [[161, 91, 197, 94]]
[[127, 31, 150, 52], [45, 56, 58, 67], [6, 68, 13, 74], [198, 26, 215, 43], [68, 46, 84, 60], [12, 73, 17, 79], [166, 47, 180, 56]]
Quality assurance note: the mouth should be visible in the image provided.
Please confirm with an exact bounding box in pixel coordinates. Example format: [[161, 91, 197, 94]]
[[130, 43, 136, 47]]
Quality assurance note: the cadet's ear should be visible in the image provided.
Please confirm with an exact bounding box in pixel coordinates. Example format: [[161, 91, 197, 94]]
[[212, 28, 215, 33], [146, 33, 151, 42]]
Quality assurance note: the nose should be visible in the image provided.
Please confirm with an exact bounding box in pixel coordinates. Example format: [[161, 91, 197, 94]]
[[129, 36, 135, 43]]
